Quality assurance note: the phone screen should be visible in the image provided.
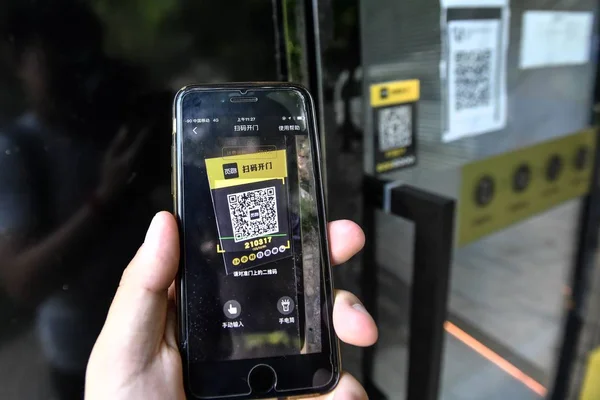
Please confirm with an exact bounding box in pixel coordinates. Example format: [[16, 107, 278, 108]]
[[175, 87, 336, 397]]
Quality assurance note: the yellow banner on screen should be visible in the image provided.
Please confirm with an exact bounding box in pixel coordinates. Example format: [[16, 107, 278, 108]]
[[205, 149, 288, 190]]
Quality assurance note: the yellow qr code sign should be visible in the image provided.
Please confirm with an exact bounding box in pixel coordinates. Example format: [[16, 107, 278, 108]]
[[370, 79, 420, 174], [370, 80, 420, 108]]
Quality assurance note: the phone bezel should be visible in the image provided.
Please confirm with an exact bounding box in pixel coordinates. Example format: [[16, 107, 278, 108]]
[[172, 83, 340, 399]]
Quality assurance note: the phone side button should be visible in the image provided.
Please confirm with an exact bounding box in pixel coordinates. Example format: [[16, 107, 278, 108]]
[[171, 145, 176, 197]]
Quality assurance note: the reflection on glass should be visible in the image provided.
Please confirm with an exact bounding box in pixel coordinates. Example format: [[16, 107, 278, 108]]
[[297, 136, 322, 354], [0, 0, 278, 398]]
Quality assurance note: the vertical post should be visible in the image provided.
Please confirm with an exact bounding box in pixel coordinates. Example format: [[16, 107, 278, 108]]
[[302, 0, 328, 200], [271, 0, 289, 82], [550, 125, 600, 400], [389, 186, 455, 400], [361, 179, 455, 400], [361, 177, 386, 399]]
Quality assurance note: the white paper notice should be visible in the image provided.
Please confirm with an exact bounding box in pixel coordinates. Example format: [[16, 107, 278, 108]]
[[441, 0, 507, 7], [444, 19, 508, 142], [520, 11, 594, 69]]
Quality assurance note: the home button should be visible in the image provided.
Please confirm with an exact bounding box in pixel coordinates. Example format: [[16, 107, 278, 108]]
[[248, 364, 276, 394]]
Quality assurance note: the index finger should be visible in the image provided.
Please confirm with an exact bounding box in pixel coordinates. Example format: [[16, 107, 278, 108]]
[[328, 220, 365, 266]]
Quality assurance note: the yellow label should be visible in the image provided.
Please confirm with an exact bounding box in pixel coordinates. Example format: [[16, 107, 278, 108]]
[[581, 347, 600, 400], [370, 79, 420, 108], [205, 149, 288, 190], [385, 148, 407, 158], [376, 161, 396, 173], [458, 129, 596, 246]]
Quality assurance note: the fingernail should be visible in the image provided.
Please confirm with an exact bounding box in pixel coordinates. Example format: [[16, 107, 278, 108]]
[[352, 303, 369, 315], [144, 213, 162, 247]]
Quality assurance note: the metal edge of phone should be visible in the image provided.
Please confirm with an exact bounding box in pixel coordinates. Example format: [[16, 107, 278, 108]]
[[171, 82, 340, 399]]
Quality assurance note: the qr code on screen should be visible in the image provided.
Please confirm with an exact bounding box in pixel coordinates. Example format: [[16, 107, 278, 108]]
[[454, 50, 492, 111], [227, 186, 279, 243], [378, 105, 412, 152]]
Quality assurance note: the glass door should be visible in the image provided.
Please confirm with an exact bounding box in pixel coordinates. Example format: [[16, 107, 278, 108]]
[[315, 0, 599, 398]]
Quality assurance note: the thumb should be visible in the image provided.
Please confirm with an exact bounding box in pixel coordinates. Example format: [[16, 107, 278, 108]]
[[120, 211, 180, 293], [98, 212, 180, 357]]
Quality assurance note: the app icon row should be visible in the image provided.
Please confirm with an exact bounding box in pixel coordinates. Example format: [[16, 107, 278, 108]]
[[223, 296, 295, 319], [232, 246, 287, 266]]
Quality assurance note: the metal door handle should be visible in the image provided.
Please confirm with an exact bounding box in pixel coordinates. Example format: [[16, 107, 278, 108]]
[[361, 177, 455, 400]]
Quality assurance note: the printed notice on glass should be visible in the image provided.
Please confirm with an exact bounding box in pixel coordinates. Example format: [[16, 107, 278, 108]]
[[441, 0, 507, 6], [444, 19, 507, 141], [520, 11, 594, 69], [441, 0, 509, 142]]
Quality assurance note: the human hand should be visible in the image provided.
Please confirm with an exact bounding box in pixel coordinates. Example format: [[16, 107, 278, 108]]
[[95, 126, 148, 203], [85, 212, 378, 400]]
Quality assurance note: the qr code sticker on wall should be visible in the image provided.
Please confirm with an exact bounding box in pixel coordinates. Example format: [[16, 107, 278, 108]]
[[378, 105, 412, 152], [454, 50, 492, 111], [227, 186, 279, 242]]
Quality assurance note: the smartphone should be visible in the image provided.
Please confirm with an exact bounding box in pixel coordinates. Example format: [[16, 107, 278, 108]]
[[172, 83, 339, 399]]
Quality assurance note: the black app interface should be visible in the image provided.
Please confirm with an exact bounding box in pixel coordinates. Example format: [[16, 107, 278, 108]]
[[180, 90, 323, 362]]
